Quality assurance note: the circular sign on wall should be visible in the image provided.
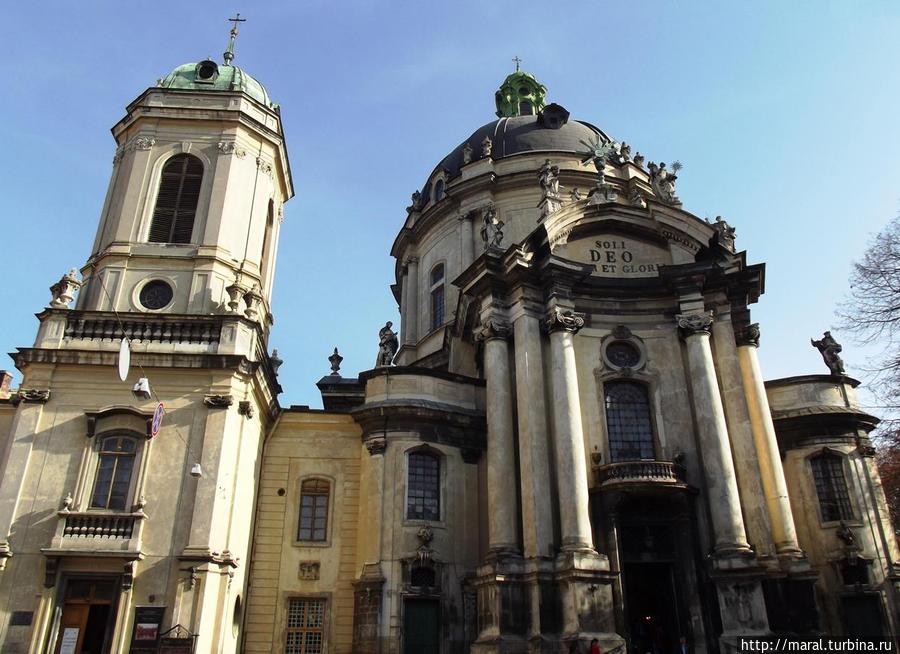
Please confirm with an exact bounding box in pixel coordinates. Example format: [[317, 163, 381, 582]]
[[151, 402, 165, 438]]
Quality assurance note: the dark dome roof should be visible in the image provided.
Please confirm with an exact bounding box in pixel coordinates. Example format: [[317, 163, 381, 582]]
[[427, 114, 611, 185]]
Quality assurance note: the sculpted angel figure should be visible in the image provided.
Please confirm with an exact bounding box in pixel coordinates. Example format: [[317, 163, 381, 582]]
[[480, 205, 504, 250], [648, 160, 682, 205], [538, 159, 561, 196]]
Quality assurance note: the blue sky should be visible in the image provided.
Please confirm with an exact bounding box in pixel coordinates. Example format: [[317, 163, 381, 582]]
[[2, 1, 899, 410]]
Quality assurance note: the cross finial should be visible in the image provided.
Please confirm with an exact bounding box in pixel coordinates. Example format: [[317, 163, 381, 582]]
[[224, 13, 247, 65], [512, 56, 522, 72]]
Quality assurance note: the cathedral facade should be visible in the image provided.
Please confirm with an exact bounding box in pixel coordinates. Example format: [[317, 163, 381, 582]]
[[0, 44, 897, 654]]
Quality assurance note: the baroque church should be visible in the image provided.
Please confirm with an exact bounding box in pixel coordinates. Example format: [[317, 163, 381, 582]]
[[0, 30, 898, 654]]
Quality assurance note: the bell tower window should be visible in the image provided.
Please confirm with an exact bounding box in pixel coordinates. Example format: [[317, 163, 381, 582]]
[[148, 154, 203, 244]]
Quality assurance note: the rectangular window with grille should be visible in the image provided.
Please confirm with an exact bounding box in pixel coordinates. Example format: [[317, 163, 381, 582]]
[[407, 452, 440, 521], [811, 454, 854, 522], [285, 598, 325, 654], [297, 479, 330, 542]]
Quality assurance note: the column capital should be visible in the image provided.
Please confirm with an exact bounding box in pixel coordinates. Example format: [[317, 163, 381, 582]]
[[476, 317, 511, 341], [735, 322, 761, 348], [543, 307, 585, 334], [403, 256, 419, 267], [676, 310, 713, 338]]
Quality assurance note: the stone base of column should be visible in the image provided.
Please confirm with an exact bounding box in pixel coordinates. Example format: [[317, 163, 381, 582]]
[[553, 550, 623, 650], [472, 554, 530, 653], [712, 574, 771, 644]]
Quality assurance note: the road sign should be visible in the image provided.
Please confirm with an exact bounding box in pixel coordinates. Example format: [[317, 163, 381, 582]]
[[151, 402, 165, 438]]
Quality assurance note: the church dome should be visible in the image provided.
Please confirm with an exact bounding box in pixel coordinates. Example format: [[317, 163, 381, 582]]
[[158, 61, 275, 109], [431, 115, 611, 181], [419, 71, 612, 195]]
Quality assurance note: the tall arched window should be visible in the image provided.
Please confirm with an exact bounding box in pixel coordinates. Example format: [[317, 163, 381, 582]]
[[90, 435, 137, 510], [148, 154, 203, 243], [407, 451, 440, 521], [430, 264, 445, 331], [810, 452, 853, 522], [298, 478, 330, 541], [434, 179, 444, 202], [604, 381, 655, 461]]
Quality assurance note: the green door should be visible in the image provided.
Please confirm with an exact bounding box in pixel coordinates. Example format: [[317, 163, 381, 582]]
[[404, 599, 440, 654]]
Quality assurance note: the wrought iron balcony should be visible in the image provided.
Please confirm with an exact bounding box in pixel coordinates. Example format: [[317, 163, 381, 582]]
[[592, 460, 689, 491]]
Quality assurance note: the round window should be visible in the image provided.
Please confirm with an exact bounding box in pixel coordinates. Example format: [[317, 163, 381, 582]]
[[606, 341, 641, 368], [139, 280, 173, 310]]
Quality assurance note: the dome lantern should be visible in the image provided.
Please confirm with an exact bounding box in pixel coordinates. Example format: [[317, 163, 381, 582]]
[[495, 71, 547, 118]]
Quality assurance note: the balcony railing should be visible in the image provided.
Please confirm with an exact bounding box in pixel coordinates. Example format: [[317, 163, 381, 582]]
[[62, 512, 141, 539], [593, 460, 688, 490], [64, 314, 221, 344]]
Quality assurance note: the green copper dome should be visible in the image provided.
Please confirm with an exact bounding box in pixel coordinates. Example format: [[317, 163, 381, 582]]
[[158, 61, 275, 109], [495, 71, 547, 118]]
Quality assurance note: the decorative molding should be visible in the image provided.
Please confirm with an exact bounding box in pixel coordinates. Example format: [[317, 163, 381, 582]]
[[122, 561, 135, 591], [476, 317, 511, 342], [238, 401, 254, 419], [676, 311, 714, 337], [255, 156, 273, 177], [131, 136, 156, 152], [217, 141, 247, 158], [735, 322, 761, 348], [298, 561, 320, 580], [203, 394, 234, 409], [365, 437, 386, 456], [44, 558, 59, 589], [12, 389, 50, 406], [112, 146, 125, 165], [611, 325, 632, 340], [543, 308, 585, 335]]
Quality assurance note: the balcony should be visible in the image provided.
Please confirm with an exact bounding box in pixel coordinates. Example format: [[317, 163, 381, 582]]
[[592, 460, 689, 492], [43, 510, 145, 558]]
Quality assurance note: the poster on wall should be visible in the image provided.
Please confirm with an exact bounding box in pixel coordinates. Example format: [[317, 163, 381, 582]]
[[129, 606, 165, 653], [59, 628, 79, 654]]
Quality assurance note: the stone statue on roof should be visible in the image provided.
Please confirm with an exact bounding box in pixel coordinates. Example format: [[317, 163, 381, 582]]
[[811, 331, 845, 375], [376, 321, 398, 367]]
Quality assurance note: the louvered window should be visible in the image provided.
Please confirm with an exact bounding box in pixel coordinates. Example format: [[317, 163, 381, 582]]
[[148, 154, 203, 243]]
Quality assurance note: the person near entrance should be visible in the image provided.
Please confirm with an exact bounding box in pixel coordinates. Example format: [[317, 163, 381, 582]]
[[591, 638, 603, 654]]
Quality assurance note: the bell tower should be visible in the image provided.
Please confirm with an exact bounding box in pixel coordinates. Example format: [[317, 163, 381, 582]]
[[78, 24, 292, 328], [0, 23, 292, 654]]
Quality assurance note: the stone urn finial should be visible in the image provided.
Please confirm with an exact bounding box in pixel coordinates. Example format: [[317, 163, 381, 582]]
[[49, 269, 81, 309]]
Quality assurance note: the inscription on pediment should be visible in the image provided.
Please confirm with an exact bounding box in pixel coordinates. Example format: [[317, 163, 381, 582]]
[[559, 235, 671, 277]]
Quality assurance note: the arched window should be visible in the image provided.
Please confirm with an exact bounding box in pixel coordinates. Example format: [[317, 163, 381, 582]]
[[407, 451, 440, 521], [604, 381, 655, 462], [148, 154, 203, 243], [434, 179, 444, 202], [810, 452, 853, 522], [298, 478, 330, 541], [90, 435, 138, 510], [430, 264, 445, 331]]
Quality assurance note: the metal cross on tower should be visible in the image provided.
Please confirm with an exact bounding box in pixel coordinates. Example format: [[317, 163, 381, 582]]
[[224, 13, 247, 65], [512, 56, 522, 72]]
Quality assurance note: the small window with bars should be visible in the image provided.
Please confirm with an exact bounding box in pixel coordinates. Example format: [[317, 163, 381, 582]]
[[285, 598, 325, 654], [604, 381, 655, 462], [810, 453, 854, 522], [407, 451, 440, 521], [148, 154, 203, 244], [298, 479, 330, 542], [430, 264, 445, 331]]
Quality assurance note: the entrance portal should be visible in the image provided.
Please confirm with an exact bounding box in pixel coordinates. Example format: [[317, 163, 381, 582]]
[[403, 598, 440, 654], [54, 578, 117, 654], [624, 562, 679, 654]]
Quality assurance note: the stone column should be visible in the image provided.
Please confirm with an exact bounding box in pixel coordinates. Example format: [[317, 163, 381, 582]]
[[736, 324, 803, 557], [460, 212, 475, 270], [513, 309, 554, 558], [678, 311, 751, 556], [399, 263, 410, 347], [545, 308, 594, 552], [478, 317, 519, 554], [403, 257, 419, 347]]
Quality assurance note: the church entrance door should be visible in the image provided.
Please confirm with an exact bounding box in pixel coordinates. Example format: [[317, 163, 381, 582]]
[[623, 561, 679, 654], [54, 578, 117, 654], [403, 598, 440, 654]]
